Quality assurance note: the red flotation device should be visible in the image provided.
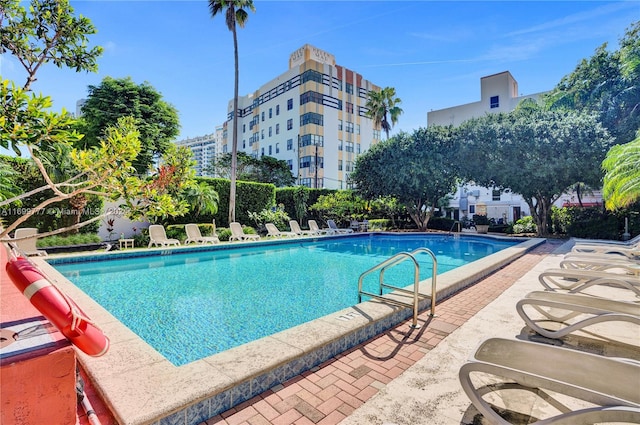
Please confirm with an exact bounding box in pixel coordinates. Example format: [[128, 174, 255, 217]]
[[6, 256, 110, 357]]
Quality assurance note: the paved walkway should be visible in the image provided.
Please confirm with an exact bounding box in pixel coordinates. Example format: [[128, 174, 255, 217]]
[[196, 240, 565, 425]]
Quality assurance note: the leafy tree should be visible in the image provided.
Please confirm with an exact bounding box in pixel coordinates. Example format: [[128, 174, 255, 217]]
[[602, 132, 640, 210], [545, 21, 640, 145], [309, 191, 367, 226], [0, 3, 198, 242], [457, 103, 613, 236], [0, 0, 103, 91], [351, 126, 459, 231], [209, 0, 256, 224], [209, 152, 294, 186], [365, 86, 403, 140], [77, 77, 180, 173]]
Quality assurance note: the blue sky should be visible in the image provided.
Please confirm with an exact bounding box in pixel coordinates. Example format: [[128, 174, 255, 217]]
[[1, 1, 638, 142]]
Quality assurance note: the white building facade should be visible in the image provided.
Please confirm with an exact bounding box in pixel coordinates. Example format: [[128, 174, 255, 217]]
[[428, 71, 602, 224], [174, 126, 223, 177], [222, 44, 382, 189]]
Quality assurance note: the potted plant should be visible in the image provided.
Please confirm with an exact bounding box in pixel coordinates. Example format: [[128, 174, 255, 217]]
[[473, 214, 490, 234]]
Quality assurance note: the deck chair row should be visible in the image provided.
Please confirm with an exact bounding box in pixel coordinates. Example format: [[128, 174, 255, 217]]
[[459, 239, 640, 424]]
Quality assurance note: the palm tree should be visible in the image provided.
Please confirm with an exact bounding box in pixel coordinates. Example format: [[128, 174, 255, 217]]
[[365, 86, 403, 140], [602, 132, 640, 210], [209, 0, 255, 224]]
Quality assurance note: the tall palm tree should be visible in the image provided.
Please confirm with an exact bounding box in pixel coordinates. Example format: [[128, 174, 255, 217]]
[[602, 132, 640, 210], [365, 86, 403, 140], [209, 0, 255, 224]]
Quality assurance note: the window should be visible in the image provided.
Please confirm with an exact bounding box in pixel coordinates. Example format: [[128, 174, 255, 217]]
[[345, 141, 354, 153], [345, 82, 353, 94], [469, 205, 476, 214], [243, 124, 246, 133], [286, 159, 292, 170], [287, 119, 293, 130], [338, 120, 343, 131], [268, 145, 272, 155], [300, 112, 323, 126], [345, 122, 354, 133], [338, 160, 343, 171], [261, 129, 264, 140], [300, 91, 323, 105], [276, 105, 280, 115], [346, 102, 354, 114], [492, 189, 501, 201], [261, 147, 264, 156], [287, 139, 293, 150], [261, 111, 265, 121], [356, 143, 361, 154], [490, 95, 499, 109], [300, 156, 312, 169], [269, 108, 272, 119], [300, 178, 312, 188], [242, 140, 246, 149], [338, 139, 343, 151], [356, 124, 360, 135], [287, 98, 293, 110], [275, 123, 280, 135], [269, 126, 272, 137], [276, 143, 280, 154], [299, 134, 324, 147], [373, 129, 381, 140], [301, 69, 323, 84]]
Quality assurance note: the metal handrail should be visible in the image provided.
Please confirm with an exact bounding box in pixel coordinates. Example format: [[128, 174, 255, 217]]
[[357, 248, 438, 328]]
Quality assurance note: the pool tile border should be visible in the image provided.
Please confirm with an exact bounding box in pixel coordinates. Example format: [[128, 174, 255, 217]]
[[35, 234, 544, 425]]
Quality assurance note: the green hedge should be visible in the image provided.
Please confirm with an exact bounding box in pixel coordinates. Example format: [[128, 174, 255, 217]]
[[551, 205, 640, 240], [166, 177, 276, 228]]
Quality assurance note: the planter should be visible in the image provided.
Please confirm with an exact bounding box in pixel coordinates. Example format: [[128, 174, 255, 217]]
[[475, 224, 490, 234]]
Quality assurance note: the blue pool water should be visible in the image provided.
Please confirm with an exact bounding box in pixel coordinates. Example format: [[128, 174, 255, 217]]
[[51, 234, 517, 365]]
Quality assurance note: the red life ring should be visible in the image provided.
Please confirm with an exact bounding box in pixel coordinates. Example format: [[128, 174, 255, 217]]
[[6, 257, 110, 357]]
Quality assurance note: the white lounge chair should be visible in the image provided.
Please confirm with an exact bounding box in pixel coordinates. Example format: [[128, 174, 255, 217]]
[[289, 220, 316, 237], [327, 219, 353, 234], [229, 222, 260, 242], [516, 290, 640, 339], [308, 220, 332, 235], [538, 268, 640, 297], [148, 224, 180, 248], [571, 241, 640, 259], [184, 223, 219, 245], [265, 223, 296, 238], [12, 228, 47, 257], [559, 256, 640, 274], [459, 337, 640, 425], [573, 234, 640, 247]]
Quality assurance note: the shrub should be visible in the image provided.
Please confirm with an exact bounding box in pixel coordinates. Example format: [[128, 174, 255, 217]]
[[37, 233, 102, 247], [512, 216, 537, 234], [472, 214, 490, 225], [427, 216, 455, 231], [248, 204, 290, 231], [368, 219, 391, 231]]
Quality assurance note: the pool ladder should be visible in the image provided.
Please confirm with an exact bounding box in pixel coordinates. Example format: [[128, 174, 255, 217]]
[[357, 248, 437, 329]]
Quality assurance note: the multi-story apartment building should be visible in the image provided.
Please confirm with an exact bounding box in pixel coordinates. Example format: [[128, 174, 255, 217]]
[[221, 44, 381, 189], [427, 71, 602, 224], [174, 126, 223, 177]]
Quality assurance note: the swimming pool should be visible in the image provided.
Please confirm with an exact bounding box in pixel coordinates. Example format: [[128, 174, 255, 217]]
[[51, 233, 518, 366]]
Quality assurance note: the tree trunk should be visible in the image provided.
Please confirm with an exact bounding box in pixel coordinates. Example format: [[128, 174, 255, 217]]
[[228, 24, 239, 225]]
